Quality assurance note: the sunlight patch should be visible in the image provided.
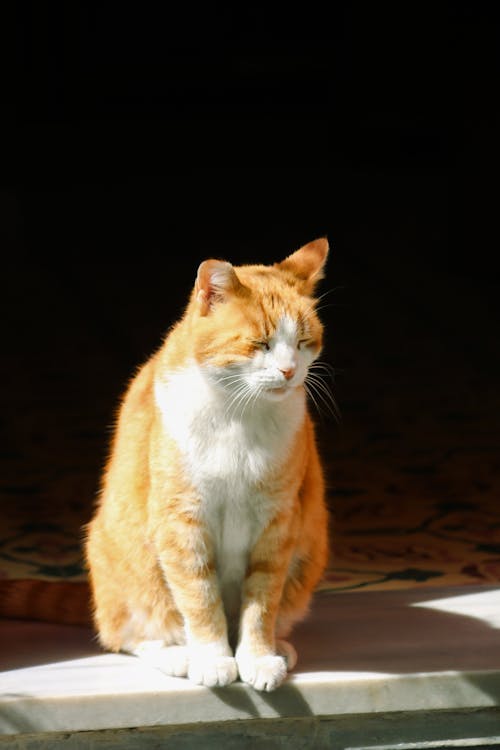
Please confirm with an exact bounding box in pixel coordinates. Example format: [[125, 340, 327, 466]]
[[412, 588, 500, 629]]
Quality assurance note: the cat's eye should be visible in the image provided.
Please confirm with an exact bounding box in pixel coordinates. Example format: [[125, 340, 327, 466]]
[[298, 339, 310, 350], [256, 340, 270, 351]]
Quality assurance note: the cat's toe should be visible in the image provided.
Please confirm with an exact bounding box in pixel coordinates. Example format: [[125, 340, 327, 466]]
[[276, 639, 297, 671], [188, 655, 238, 688], [155, 645, 189, 677], [133, 642, 189, 678], [236, 652, 288, 692]]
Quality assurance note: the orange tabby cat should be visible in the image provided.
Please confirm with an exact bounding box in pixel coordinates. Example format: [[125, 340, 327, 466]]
[[85, 238, 329, 692]]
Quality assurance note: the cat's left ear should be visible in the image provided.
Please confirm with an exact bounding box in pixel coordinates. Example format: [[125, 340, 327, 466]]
[[195, 259, 247, 316], [276, 237, 329, 294]]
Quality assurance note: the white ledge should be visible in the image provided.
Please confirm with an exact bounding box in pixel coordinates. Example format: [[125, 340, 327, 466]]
[[1, 586, 500, 736]]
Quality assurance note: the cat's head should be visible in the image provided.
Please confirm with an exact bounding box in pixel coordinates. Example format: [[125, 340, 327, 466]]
[[188, 238, 329, 404]]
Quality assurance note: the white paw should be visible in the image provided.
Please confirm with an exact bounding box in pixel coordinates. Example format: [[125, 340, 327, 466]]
[[276, 639, 298, 671], [186, 639, 238, 687], [188, 655, 238, 687], [133, 641, 189, 678], [236, 650, 288, 691]]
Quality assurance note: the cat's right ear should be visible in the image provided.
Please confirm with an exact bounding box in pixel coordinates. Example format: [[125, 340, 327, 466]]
[[195, 260, 246, 316], [277, 238, 329, 294]]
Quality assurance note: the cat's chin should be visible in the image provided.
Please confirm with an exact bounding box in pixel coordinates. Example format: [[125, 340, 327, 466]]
[[264, 385, 295, 401]]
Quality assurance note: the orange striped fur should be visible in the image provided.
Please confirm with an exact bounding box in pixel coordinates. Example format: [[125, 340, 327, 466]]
[[85, 238, 330, 691]]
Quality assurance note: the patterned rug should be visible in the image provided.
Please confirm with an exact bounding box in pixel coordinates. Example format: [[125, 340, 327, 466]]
[[1, 246, 499, 625]]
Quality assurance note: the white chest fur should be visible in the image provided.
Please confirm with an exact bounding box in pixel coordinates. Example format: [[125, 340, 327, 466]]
[[155, 364, 304, 490], [154, 364, 305, 618]]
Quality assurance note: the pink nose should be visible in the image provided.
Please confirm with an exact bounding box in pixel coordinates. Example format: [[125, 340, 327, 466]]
[[281, 367, 295, 381]]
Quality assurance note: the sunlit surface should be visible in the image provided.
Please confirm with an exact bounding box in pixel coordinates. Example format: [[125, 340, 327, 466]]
[[412, 588, 500, 629], [2, 587, 500, 737]]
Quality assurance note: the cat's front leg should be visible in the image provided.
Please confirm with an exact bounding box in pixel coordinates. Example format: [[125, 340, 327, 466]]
[[235, 514, 296, 691], [154, 502, 237, 688]]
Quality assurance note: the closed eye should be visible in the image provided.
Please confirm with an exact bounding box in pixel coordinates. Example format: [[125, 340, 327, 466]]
[[298, 339, 312, 350], [254, 340, 270, 351]]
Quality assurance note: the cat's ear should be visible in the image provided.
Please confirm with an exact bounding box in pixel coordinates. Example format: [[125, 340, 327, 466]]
[[195, 259, 247, 316], [276, 238, 329, 294]]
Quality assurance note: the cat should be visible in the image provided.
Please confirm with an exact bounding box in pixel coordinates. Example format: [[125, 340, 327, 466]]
[[85, 238, 330, 692]]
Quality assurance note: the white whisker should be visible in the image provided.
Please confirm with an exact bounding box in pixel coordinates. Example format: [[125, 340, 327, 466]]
[[223, 380, 250, 419], [307, 374, 341, 418], [304, 380, 322, 416], [215, 373, 244, 387], [309, 361, 336, 379], [302, 287, 344, 318], [241, 381, 262, 418], [305, 362, 341, 421]]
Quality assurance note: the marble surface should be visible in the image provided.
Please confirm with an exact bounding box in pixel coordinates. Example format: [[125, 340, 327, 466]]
[[1, 585, 500, 735]]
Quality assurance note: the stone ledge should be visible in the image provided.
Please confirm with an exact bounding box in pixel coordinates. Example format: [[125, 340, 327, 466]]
[[1, 586, 500, 741], [1, 712, 500, 750]]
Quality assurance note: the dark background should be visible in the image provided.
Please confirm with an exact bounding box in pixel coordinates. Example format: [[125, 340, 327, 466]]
[[7, 3, 499, 506]]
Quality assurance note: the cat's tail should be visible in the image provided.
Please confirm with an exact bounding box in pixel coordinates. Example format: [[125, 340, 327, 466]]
[[0, 579, 92, 627]]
